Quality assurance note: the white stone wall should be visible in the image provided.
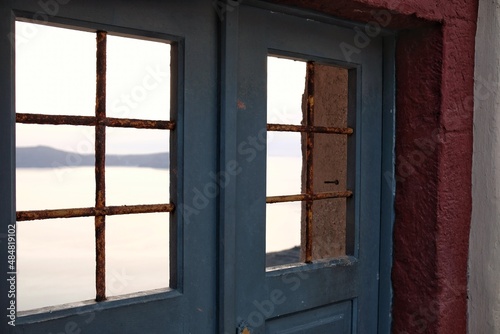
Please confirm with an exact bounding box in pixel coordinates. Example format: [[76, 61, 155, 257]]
[[470, 0, 500, 332]]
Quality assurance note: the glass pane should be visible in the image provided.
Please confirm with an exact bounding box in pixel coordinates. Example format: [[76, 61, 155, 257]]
[[106, 128, 170, 206], [311, 198, 346, 259], [106, 213, 169, 297], [267, 132, 302, 196], [107, 35, 171, 120], [17, 218, 95, 311], [16, 124, 95, 211], [266, 56, 306, 268], [266, 58, 351, 266], [267, 56, 306, 125], [106, 126, 170, 155], [266, 202, 301, 267], [15, 22, 96, 116]]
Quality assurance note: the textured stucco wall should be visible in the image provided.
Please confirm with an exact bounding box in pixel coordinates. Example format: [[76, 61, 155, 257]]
[[469, 0, 500, 332]]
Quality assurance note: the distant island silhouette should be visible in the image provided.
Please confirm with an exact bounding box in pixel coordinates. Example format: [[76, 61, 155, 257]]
[[16, 146, 169, 169]]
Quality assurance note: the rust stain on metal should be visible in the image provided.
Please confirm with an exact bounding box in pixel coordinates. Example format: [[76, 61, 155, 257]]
[[16, 207, 97, 221], [267, 123, 353, 135], [16, 113, 96, 126], [237, 100, 246, 110], [105, 117, 175, 129], [95, 215, 106, 302], [104, 203, 174, 216], [16, 113, 175, 130], [313, 191, 353, 200], [267, 194, 308, 203], [305, 61, 315, 263], [95, 30, 107, 302], [266, 191, 352, 204], [16, 204, 175, 222]]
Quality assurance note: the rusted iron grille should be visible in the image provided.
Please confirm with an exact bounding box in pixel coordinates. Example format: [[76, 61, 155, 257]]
[[266, 61, 353, 263], [16, 31, 175, 302]]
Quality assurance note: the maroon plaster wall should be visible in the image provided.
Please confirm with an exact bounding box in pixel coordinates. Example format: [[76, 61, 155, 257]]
[[268, 0, 478, 333]]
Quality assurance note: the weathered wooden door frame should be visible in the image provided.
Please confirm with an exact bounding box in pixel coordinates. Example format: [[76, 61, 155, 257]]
[[218, 2, 395, 333]]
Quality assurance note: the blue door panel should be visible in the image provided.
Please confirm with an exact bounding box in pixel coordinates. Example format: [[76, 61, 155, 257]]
[[266, 301, 352, 334], [228, 4, 388, 333], [265, 261, 359, 317]]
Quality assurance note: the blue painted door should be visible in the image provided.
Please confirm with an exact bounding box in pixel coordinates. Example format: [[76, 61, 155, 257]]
[[2, 1, 393, 333], [219, 4, 392, 333], [2, 0, 219, 333]]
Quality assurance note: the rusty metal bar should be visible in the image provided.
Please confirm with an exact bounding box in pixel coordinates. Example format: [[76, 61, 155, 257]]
[[17, 207, 97, 221], [16, 113, 96, 126], [16, 204, 175, 221], [16, 113, 175, 130], [105, 117, 175, 130], [305, 61, 315, 263], [95, 31, 107, 302], [104, 203, 175, 216], [267, 194, 307, 204], [266, 191, 352, 204], [313, 191, 353, 200], [267, 123, 353, 135]]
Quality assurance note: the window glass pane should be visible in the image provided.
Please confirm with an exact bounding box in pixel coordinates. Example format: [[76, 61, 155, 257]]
[[267, 57, 305, 125], [106, 126, 170, 155], [16, 21, 175, 310], [15, 21, 96, 116], [106, 127, 170, 206], [266, 57, 351, 267], [266, 202, 301, 267], [106, 213, 170, 297], [17, 218, 95, 311], [16, 124, 95, 211], [267, 132, 302, 197], [266, 56, 305, 267], [16, 123, 96, 155], [107, 35, 171, 120]]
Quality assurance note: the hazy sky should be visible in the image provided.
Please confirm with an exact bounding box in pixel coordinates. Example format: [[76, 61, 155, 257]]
[[15, 21, 306, 156]]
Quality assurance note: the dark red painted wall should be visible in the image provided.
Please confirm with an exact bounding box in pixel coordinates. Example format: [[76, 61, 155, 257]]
[[268, 0, 478, 333]]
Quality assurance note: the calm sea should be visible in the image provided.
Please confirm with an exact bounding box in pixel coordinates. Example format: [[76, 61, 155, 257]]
[[16, 156, 301, 311]]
